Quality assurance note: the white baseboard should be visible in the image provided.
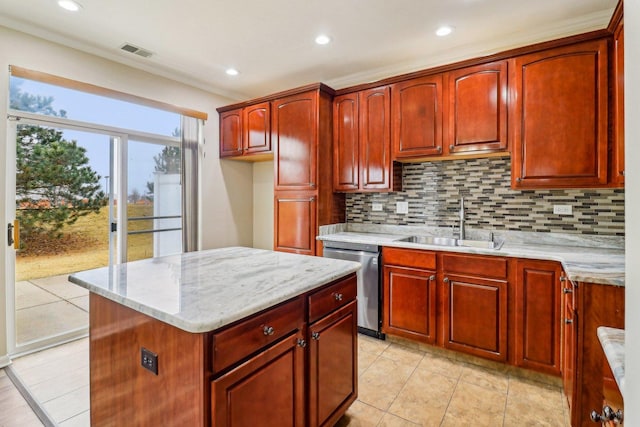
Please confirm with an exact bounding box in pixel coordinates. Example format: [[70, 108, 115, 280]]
[[0, 354, 11, 369]]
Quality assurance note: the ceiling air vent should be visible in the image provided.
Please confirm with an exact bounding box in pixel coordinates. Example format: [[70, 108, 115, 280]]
[[120, 43, 153, 58]]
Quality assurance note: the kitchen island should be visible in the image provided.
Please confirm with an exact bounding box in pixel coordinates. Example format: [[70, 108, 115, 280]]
[[69, 247, 361, 427]]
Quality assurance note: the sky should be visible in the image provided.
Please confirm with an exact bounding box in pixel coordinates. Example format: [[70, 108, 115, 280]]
[[12, 77, 181, 196]]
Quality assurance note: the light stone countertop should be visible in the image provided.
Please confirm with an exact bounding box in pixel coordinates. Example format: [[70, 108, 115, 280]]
[[318, 229, 624, 286], [597, 326, 625, 397], [69, 247, 360, 333]]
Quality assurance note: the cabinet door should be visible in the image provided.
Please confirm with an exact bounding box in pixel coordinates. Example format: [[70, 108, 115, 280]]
[[219, 108, 243, 157], [445, 61, 508, 154], [511, 39, 608, 188], [514, 260, 562, 375], [333, 93, 359, 191], [382, 265, 437, 344], [308, 301, 357, 427], [273, 91, 318, 191], [391, 75, 443, 158], [359, 86, 392, 190], [274, 192, 316, 255], [612, 19, 624, 185], [443, 274, 507, 361], [212, 331, 305, 427], [243, 101, 271, 154]]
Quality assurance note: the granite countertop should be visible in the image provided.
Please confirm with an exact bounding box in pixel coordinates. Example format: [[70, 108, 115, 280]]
[[69, 247, 360, 334], [318, 230, 624, 286], [597, 326, 625, 397]]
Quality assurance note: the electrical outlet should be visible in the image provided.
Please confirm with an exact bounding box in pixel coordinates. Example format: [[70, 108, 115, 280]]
[[553, 204, 573, 215], [141, 347, 158, 375], [372, 203, 383, 212], [396, 201, 409, 214]]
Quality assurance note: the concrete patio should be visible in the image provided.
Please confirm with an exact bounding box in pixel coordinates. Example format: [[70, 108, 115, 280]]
[[15, 274, 88, 345]]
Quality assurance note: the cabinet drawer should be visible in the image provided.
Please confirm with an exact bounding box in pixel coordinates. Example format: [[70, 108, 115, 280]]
[[309, 274, 357, 324], [383, 247, 436, 270], [441, 253, 507, 279], [212, 297, 304, 373]]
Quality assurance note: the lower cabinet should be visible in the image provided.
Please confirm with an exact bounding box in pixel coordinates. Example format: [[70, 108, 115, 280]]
[[211, 274, 358, 427], [308, 301, 358, 427], [212, 331, 306, 427], [514, 259, 562, 375], [442, 253, 509, 362], [382, 248, 437, 344]]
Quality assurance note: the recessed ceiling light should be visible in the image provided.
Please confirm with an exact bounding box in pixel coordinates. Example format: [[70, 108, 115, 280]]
[[225, 68, 239, 76], [315, 35, 331, 45], [435, 25, 454, 37], [57, 0, 82, 11]]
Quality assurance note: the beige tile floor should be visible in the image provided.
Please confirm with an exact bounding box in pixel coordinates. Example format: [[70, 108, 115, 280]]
[[16, 275, 89, 344], [0, 369, 44, 426], [4, 334, 570, 427]]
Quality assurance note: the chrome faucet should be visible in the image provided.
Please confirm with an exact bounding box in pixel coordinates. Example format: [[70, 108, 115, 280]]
[[458, 197, 465, 240]]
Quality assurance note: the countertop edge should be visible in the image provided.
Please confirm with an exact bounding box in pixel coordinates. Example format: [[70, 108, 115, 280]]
[[597, 326, 625, 398]]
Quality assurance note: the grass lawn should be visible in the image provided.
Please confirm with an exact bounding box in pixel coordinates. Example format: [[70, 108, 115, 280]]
[[16, 204, 156, 281]]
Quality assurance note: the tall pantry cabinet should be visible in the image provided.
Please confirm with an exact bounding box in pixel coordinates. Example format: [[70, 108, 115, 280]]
[[272, 85, 344, 256]]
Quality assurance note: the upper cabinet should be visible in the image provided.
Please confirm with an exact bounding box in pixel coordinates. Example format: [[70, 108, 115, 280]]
[[219, 108, 243, 158], [611, 3, 624, 186], [219, 102, 273, 161], [273, 92, 318, 191], [391, 75, 443, 158], [510, 39, 609, 189], [444, 61, 508, 155], [333, 86, 401, 192]]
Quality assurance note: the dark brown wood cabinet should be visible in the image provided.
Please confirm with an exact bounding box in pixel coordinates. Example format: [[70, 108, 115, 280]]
[[610, 3, 624, 186], [514, 259, 562, 375], [274, 192, 316, 255], [308, 301, 358, 427], [333, 87, 400, 192], [219, 108, 243, 157], [442, 253, 509, 362], [510, 39, 609, 188], [382, 248, 437, 344], [272, 85, 344, 255], [212, 331, 306, 427], [570, 282, 624, 427], [444, 61, 509, 155], [391, 75, 443, 158], [243, 101, 271, 155]]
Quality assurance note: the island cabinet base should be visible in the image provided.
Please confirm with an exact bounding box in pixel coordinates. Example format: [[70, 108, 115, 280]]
[[88, 272, 357, 427]]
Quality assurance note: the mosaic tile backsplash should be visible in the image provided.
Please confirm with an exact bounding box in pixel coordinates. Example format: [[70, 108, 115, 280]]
[[346, 157, 625, 236]]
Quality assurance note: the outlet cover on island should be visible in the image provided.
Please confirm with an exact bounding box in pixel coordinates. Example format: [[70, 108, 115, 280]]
[[553, 204, 573, 215], [372, 203, 383, 212], [396, 201, 409, 214]]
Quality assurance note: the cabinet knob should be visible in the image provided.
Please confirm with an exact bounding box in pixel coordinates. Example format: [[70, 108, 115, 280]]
[[590, 406, 623, 423], [297, 338, 307, 348], [516, 177, 522, 183], [310, 182, 316, 188], [334, 293, 343, 302], [590, 410, 604, 422], [436, 146, 442, 153], [263, 325, 275, 336], [429, 275, 435, 281], [311, 332, 320, 340], [562, 288, 573, 294], [443, 277, 449, 283], [449, 145, 455, 150], [564, 318, 573, 325], [560, 276, 567, 282]]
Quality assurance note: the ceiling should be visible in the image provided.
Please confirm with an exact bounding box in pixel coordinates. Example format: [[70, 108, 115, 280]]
[[0, 0, 617, 101]]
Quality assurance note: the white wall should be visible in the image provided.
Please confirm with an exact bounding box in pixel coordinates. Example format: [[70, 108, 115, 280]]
[[624, 1, 639, 423], [252, 162, 274, 250], [0, 25, 254, 362]]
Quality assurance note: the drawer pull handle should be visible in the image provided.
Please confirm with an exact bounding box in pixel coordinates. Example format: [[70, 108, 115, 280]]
[[263, 325, 275, 336], [311, 332, 320, 340], [297, 339, 307, 348], [334, 293, 343, 302], [562, 288, 573, 294], [564, 318, 573, 325], [429, 275, 435, 281]]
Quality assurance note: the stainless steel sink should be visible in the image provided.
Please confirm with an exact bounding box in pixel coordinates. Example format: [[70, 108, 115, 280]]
[[400, 235, 502, 250]]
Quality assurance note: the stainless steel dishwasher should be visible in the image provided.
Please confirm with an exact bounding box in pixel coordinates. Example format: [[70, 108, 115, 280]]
[[323, 241, 384, 339]]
